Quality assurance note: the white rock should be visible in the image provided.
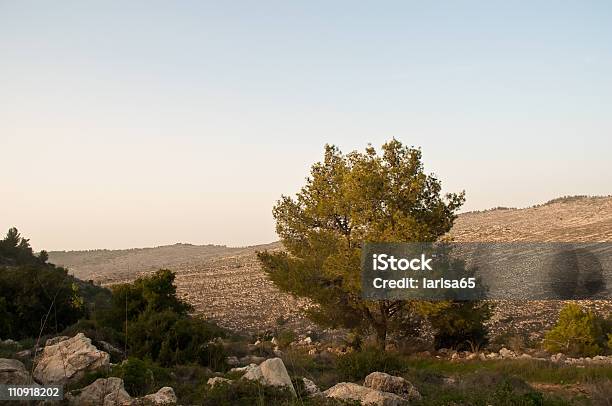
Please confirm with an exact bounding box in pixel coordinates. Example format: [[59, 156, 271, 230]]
[[302, 377, 320, 396], [324, 382, 409, 406], [364, 372, 421, 401], [33, 333, 110, 385], [66, 377, 130, 406], [499, 348, 515, 358], [207, 377, 232, 387], [142, 387, 177, 405], [551, 353, 566, 363], [242, 357, 296, 395], [0, 358, 30, 385]]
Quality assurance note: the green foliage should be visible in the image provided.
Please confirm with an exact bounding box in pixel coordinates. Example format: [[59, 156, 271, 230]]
[[0, 227, 112, 340], [419, 301, 492, 350], [112, 357, 170, 396], [127, 310, 226, 368], [335, 348, 404, 381], [93, 269, 226, 368], [200, 379, 341, 406], [0, 264, 86, 339], [543, 304, 609, 357], [276, 329, 297, 349], [259, 140, 465, 348], [102, 269, 191, 331]]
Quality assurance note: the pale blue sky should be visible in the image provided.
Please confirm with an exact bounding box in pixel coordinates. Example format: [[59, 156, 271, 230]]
[[1, 1, 611, 250]]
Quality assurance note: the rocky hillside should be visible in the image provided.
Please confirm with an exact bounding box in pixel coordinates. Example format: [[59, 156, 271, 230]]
[[49, 196, 612, 337]]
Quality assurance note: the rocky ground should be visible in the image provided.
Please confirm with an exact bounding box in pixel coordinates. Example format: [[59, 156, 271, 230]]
[[49, 196, 612, 338]]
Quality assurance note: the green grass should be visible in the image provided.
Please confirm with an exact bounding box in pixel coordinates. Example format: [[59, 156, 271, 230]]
[[401, 358, 612, 385]]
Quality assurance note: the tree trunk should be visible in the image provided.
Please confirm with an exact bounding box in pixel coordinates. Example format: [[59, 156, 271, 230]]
[[375, 323, 387, 350]]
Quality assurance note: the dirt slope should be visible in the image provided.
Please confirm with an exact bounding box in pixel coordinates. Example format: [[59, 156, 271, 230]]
[[49, 196, 612, 336]]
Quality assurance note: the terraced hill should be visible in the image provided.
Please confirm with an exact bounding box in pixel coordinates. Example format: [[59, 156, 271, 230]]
[[49, 196, 612, 337]]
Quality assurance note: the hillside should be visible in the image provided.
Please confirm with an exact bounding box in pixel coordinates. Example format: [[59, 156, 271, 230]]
[[48, 196, 612, 336]]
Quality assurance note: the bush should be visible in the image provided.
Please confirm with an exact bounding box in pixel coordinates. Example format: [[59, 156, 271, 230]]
[[423, 301, 492, 350], [335, 348, 404, 381], [201, 379, 295, 406], [112, 357, 171, 396], [126, 310, 226, 369], [543, 304, 608, 357]]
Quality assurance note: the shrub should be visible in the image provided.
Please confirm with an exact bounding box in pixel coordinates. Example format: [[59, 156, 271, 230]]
[[127, 310, 226, 369], [543, 304, 608, 357], [335, 348, 404, 381], [112, 357, 171, 396], [422, 301, 492, 350]]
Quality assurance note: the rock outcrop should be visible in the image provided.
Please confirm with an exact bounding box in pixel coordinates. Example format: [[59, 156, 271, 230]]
[[364, 372, 421, 401], [301, 377, 320, 397], [324, 382, 409, 406], [33, 333, 110, 385], [0, 358, 30, 385], [242, 357, 296, 395], [66, 377, 131, 406], [138, 387, 177, 405]]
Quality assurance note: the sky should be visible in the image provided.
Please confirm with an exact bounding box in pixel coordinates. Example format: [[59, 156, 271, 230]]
[[1, 1, 611, 251]]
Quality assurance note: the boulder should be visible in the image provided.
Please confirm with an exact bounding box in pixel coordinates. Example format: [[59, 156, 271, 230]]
[[207, 377, 233, 387], [141, 387, 177, 405], [301, 377, 320, 397], [66, 377, 131, 406], [33, 333, 110, 385], [242, 357, 296, 395], [0, 358, 30, 385], [551, 353, 566, 363], [499, 348, 515, 358], [324, 382, 409, 406], [364, 372, 421, 401]]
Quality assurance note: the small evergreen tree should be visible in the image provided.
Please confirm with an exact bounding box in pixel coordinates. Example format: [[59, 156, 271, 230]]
[[258, 140, 465, 348], [543, 303, 608, 357]]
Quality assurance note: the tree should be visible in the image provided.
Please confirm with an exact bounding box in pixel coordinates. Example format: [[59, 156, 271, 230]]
[[3, 227, 21, 248], [543, 303, 608, 357], [258, 140, 464, 348], [39, 250, 49, 263]]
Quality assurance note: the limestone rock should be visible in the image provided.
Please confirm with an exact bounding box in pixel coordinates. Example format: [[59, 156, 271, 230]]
[[364, 372, 421, 401], [33, 333, 110, 385], [302, 377, 320, 397], [551, 353, 566, 363], [499, 348, 515, 358], [242, 357, 296, 395], [0, 358, 30, 385], [207, 377, 232, 387], [141, 387, 177, 405], [324, 382, 409, 406], [66, 377, 130, 406]]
